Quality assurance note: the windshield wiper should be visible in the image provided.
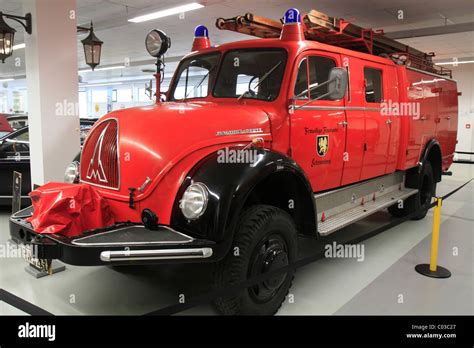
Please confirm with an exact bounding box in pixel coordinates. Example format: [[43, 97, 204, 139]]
[[238, 61, 282, 101], [182, 65, 216, 100]]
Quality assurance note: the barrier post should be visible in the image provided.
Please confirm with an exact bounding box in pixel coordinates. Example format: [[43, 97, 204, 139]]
[[415, 197, 451, 278]]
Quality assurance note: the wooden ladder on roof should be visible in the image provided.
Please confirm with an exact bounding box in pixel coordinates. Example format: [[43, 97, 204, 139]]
[[216, 9, 452, 78]]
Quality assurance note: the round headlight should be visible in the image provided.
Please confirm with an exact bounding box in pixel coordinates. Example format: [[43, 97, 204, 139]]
[[64, 161, 80, 184], [179, 183, 209, 220], [145, 29, 171, 58]]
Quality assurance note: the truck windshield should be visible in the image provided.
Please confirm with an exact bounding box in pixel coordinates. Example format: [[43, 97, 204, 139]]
[[170, 52, 221, 100], [213, 48, 287, 101], [170, 49, 287, 102]]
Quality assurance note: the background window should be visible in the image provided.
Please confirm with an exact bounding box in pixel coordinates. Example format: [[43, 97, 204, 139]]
[[138, 88, 152, 102], [364, 67, 383, 103], [117, 89, 132, 102], [78, 91, 87, 118], [91, 90, 107, 103]]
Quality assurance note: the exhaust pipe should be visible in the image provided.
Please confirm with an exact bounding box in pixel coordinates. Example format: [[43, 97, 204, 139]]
[[100, 248, 213, 262]]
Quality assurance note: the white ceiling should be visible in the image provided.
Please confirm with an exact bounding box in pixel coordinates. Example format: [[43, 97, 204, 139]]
[[0, 0, 473, 83]]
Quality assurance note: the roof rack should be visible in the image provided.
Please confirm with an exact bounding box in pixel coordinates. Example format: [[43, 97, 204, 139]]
[[216, 9, 452, 78]]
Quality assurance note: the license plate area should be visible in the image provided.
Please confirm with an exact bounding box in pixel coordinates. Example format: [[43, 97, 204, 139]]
[[19, 243, 50, 273]]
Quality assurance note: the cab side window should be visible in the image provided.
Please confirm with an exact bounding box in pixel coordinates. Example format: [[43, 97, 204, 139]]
[[364, 67, 383, 103], [294, 56, 337, 100], [308, 56, 336, 100], [294, 58, 308, 100]]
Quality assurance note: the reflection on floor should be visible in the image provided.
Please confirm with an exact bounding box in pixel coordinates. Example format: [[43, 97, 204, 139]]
[[0, 164, 472, 315]]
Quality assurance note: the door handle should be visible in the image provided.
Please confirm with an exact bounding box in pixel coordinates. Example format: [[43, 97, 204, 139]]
[[386, 119, 392, 125], [338, 121, 348, 127]]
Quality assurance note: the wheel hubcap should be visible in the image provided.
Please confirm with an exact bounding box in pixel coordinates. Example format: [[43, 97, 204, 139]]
[[248, 234, 289, 303]]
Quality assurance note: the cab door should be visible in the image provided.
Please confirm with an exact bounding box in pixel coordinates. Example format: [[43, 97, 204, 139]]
[[360, 64, 391, 180], [289, 52, 347, 192]]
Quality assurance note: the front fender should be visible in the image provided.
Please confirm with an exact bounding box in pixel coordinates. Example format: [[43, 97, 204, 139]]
[[170, 146, 315, 260]]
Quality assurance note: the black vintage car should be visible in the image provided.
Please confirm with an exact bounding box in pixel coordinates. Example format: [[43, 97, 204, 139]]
[[0, 119, 96, 205]]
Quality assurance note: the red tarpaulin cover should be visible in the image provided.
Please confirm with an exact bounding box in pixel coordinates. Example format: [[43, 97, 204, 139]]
[[27, 182, 115, 237]]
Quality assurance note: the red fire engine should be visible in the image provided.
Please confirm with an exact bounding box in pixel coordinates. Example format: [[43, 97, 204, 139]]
[[10, 8, 458, 315]]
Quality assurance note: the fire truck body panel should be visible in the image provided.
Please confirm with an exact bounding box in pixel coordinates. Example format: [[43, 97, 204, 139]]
[[80, 101, 272, 213], [36, 35, 457, 238], [399, 67, 458, 172]]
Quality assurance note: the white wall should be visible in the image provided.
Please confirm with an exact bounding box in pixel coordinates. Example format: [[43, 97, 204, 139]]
[[451, 63, 474, 161]]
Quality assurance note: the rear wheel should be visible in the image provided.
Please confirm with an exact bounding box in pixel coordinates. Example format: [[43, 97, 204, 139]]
[[388, 162, 436, 220], [213, 205, 297, 315]]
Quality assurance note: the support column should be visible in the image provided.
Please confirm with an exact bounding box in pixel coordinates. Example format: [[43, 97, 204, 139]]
[[22, 0, 80, 186]]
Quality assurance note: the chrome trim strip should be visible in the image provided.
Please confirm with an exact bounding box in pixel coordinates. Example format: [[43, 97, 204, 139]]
[[406, 66, 456, 82], [72, 225, 194, 246], [80, 117, 121, 191], [100, 247, 213, 262], [0, 156, 30, 160], [0, 195, 30, 199], [291, 105, 383, 112]]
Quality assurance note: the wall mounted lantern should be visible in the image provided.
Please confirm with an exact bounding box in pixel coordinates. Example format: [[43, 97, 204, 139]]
[[77, 22, 103, 71], [0, 11, 32, 63]]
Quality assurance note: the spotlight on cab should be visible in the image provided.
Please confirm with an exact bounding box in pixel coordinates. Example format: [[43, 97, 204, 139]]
[[145, 29, 171, 58]]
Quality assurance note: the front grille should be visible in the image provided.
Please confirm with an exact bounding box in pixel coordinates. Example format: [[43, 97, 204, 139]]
[[80, 119, 119, 190]]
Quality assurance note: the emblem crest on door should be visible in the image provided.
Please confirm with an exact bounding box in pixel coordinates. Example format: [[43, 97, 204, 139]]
[[317, 135, 329, 157]]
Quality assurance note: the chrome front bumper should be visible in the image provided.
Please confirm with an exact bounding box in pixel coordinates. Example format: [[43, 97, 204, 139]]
[[9, 206, 215, 266]]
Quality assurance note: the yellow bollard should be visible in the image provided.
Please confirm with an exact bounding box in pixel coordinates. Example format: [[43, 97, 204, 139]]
[[429, 198, 442, 272], [415, 197, 451, 278]]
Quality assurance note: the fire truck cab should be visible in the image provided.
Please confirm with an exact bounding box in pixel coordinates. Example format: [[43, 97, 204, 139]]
[[10, 8, 458, 315]]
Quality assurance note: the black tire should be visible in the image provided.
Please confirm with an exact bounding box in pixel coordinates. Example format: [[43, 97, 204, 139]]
[[213, 205, 297, 315], [388, 162, 436, 220]]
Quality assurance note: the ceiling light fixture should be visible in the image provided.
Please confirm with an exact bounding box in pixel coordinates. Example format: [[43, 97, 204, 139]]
[[79, 65, 125, 73], [128, 2, 204, 23], [79, 82, 123, 87], [13, 43, 25, 50], [437, 60, 474, 65]]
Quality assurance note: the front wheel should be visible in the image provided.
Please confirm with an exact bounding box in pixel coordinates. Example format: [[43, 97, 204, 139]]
[[213, 205, 297, 315]]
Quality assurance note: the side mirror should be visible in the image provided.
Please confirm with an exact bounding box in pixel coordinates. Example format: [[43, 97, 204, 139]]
[[327, 67, 348, 100]]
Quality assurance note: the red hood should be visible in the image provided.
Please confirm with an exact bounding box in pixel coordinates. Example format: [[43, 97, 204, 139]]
[[80, 101, 271, 201]]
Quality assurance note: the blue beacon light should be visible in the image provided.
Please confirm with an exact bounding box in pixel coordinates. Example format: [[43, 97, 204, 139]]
[[192, 25, 211, 51], [194, 25, 209, 37], [284, 8, 301, 24]]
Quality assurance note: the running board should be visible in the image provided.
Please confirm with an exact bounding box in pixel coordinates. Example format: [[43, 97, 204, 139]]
[[314, 172, 418, 236], [317, 187, 418, 236], [100, 248, 213, 262]]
